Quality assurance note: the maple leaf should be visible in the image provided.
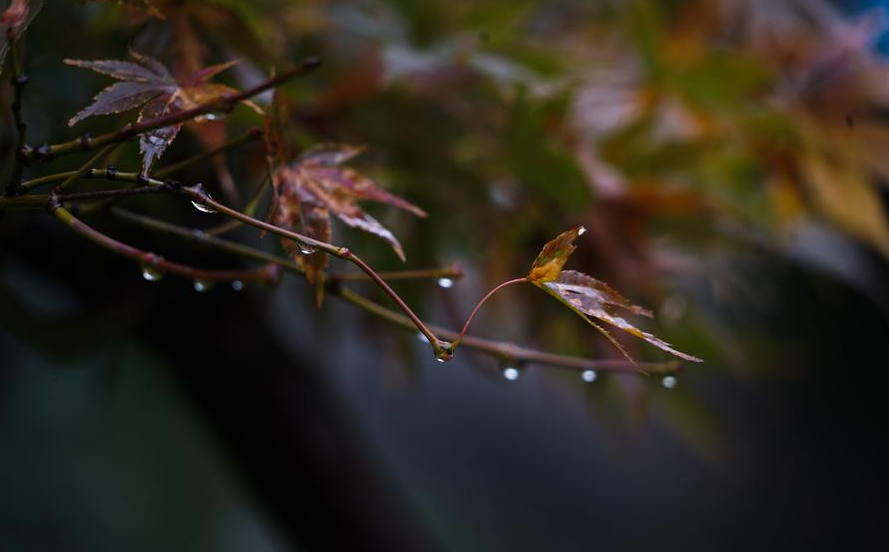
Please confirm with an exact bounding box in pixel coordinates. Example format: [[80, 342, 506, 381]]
[[66, 52, 260, 173], [269, 142, 427, 297], [528, 227, 702, 363], [0, 0, 42, 77]]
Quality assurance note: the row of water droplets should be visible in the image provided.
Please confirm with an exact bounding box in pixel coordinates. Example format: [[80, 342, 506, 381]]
[[500, 365, 678, 388], [140, 261, 247, 293]]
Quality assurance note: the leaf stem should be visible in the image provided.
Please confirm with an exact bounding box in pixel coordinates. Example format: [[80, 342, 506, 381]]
[[453, 277, 528, 347], [23, 57, 320, 165]]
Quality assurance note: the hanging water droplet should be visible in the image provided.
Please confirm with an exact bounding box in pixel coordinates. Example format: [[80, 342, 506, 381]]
[[434, 341, 454, 362], [191, 183, 217, 213], [191, 200, 216, 213], [193, 278, 213, 293], [231, 280, 244, 291], [502, 367, 520, 381], [581, 369, 597, 383], [437, 277, 454, 289], [299, 243, 316, 255], [416, 332, 430, 343], [662, 376, 677, 389], [140, 254, 164, 282]]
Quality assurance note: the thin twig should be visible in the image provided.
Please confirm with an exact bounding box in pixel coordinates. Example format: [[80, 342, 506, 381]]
[[184, 185, 449, 355], [453, 277, 527, 347], [48, 197, 278, 285], [109, 206, 677, 375]]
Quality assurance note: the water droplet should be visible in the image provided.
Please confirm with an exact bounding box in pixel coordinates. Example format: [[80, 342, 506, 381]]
[[191, 183, 217, 213], [437, 277, 454, 289], [195, 112, 226, 122], [191, 229, 208, 241], [581, 369, 597, 383], [434, 341, 454, 362], [416, 332, 429, 343], [299, 243, 316, 255], [662, 376, 677, 389], [193, 279, 213, 293], [141, 264, 163, 281], [502, 367, 520, 381], [231, 280, 244, 291], [191, 200, 216, 213], [140, 254, 164, 282], [578, 226, 587, 235]]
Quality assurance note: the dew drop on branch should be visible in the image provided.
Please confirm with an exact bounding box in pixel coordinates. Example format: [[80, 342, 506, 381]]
[[662, 376, 677, 389], [140, 255, 164, 282], [191, 200, 216, 213], [581, 369, 597, 383], [437, 277, 454, 289], [231, 280, 244, 291], [502, 366, 520, 381], [193, 278, 213, 292], [298, 243, 316, 255]]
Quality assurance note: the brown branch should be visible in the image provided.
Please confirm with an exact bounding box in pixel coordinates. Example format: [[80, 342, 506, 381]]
[[48, 196, 279, 286], [23, 57, 320, 165], [109, 207, 678, 375]]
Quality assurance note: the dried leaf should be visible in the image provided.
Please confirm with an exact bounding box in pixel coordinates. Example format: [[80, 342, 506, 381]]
[[529, 228, 702, 363], [527, 225, 586, 283], [268, 142, 426, 289], [68, 81, 164, 126], [68, 51, 258, 173]]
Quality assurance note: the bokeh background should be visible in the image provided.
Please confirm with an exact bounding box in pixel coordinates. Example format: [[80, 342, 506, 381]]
[[2, 0, 889, 550]]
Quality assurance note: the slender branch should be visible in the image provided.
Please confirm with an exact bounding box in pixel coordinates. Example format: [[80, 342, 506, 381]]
[[338, 287, 680, 375], [108, 206, 677, 375], [48, 198, 278, 286], [109, 207, 304, 274], [186, 185, 448, 355], [331, 263, 463, 282], [56, 143, 121, 192], [154, 127, 263, 178], [23, 57, 320, 165], [454, 277, 528, 346], [22, 167, 135, 192], [5, 38, 27, 196]]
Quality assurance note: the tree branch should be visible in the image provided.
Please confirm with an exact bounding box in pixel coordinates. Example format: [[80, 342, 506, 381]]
[[108, 207, 677, 375], [48, 197, 279, 286], [22, 57, 320, 165]]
